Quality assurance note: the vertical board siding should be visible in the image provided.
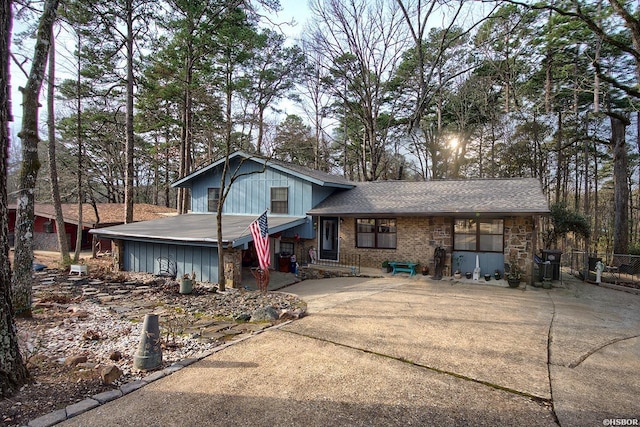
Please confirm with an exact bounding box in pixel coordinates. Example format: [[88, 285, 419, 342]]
[[124, 240, 219, 283], [189, 158, 320, 217]]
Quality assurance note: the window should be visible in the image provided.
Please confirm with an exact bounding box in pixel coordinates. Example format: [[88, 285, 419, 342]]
[[280, 242, 294, 256], [453, 219, 503, 252], [207, 188, 220, 212], [356, 218, 397, 249], [271, 187, 288, 214]]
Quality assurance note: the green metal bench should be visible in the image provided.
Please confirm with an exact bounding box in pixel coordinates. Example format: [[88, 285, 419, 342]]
[[388, 262, 417, 276]]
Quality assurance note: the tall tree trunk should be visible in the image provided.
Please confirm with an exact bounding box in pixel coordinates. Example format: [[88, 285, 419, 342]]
[[544, 2, 554, 113], [177, 51, 194, 215], [217, 62, 235, 292], [12, 0, 59, 317], [610, 114, 629, 255], [153, 133, 159, 205], [1, 0, 30, 397], [47, 25, 70, 265], [555, 110, 562, 204], [592, 144, 600, 253], [73, 33, 83, 262], [256, 106, 265, 154], [636, 111, 640, 243], [164, 129, 170, 208], [124, 0, 134, 223]]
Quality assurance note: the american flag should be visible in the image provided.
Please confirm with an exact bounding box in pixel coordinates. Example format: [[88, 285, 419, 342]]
[[250, 211, 270, 270]]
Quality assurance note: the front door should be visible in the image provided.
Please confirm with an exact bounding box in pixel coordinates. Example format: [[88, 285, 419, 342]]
[[319, 217, 339, 261]]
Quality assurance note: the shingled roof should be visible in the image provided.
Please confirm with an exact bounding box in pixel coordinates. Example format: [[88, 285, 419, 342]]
[[307, 178, 549, 217], [20, 203, 177, 227], [172, 151, 355, 189], [90, 214, 306, 247]]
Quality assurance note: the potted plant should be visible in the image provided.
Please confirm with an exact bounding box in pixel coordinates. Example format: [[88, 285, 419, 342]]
[[494, 269, 501, 280], [484, 273, 491, 281], [506, 261, 522, 288], [453, 254, 464, 279], [382, 261, 391, 273], [465, 272, 472, 279]]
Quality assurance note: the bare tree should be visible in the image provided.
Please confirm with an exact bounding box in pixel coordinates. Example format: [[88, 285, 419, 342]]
[[298, 41, 333, 171], [306, 0, 411, 181], [12, 0, 60, 317], [46, 24, 71, 266], [1, 0, 30, 397]]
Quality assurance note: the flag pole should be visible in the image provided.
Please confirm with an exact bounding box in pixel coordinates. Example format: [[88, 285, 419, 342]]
[[235, 208, 269, 241], [248, 209, 271, 293]]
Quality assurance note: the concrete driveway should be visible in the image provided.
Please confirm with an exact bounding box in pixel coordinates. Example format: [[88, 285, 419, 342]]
[[59, 275, 640, 427]]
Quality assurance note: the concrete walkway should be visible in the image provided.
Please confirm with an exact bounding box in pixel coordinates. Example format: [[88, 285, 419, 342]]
[[57, 274, 640, 426]]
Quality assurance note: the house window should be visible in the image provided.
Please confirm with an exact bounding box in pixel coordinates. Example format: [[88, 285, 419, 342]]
[[207, 188, 220, 212], [453, 219, 503, 252], [271, 187, 288, 214], [356, 218, 397, 249]]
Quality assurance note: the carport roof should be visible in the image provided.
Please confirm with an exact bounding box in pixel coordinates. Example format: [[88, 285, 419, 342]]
[[307, 178, 549, 217], [90, 214, 307, 247]]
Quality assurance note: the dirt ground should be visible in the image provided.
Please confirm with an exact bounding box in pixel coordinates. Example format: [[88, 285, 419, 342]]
[[2, 252, 112, 426]]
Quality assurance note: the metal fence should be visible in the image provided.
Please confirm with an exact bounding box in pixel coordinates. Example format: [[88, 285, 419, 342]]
[[295, 246, 361, 275], [568, 251, 640, 286]]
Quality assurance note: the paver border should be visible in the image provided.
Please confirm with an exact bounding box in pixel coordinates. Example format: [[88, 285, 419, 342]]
[[26, 321, 293, 427]]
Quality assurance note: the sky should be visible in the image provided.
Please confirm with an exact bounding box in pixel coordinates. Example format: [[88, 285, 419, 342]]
[[270, 0, 312, 39]]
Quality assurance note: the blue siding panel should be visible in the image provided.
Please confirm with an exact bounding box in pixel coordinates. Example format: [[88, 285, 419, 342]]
[[124, 240, 219, 283], [452, 251, 505, 276], [188, 157, 330, 217]]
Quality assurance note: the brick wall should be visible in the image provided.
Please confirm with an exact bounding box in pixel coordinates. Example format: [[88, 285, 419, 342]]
[[338, 217, 453, 273], [298, 215, 537, 282]]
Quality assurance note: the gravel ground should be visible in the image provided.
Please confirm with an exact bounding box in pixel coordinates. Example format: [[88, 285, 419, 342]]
[[1, 256, 306, 427]]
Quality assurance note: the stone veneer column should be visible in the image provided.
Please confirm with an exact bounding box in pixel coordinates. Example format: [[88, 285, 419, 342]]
[[224, 248, 242, 287], [504, 216, 534, 283], [112, 239, 124, 271]]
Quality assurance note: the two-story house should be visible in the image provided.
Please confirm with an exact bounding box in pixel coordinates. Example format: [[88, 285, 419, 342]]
[[91, 151, 550, 285], [90, 151, 354, 284]]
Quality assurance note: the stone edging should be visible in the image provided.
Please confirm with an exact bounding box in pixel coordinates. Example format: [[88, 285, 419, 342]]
[[26, 320, 294, 427]]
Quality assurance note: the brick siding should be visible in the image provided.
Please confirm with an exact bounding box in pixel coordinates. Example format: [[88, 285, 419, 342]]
[[338, 217, 453, 274], [331, 215, 536, 282]]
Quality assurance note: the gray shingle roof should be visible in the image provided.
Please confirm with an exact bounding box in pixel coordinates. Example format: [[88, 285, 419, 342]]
[[172, 151, 354, 189], [265, 156, 354, 188], [91, 214, 306, 247], [307, 178, 549, 216]]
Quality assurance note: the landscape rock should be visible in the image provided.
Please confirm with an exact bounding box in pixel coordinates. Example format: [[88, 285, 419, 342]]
[[26, 354, 48, 368], [250, 306, 279, 322], [11, 268, 306, 425], [101, 364, 123, 385], [67, 306, 89, 319], [82, 329, 100, 340], [278, 308, 305, 320], [234, 313, 251, 322], [76, 362, 98, 370], [64, 355, 88, 366]]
